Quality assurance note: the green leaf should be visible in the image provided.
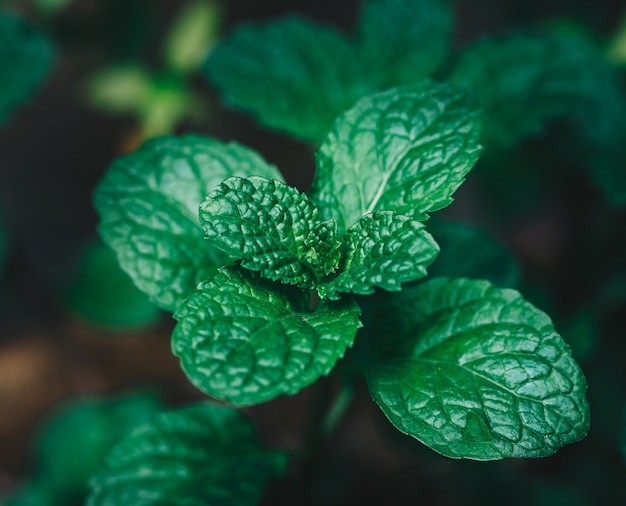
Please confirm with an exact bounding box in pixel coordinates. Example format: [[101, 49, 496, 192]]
[[450, 32, 602, 149], [310, 82, 482, 235], [321, 211, 439, 299], [87, 403, 287, 506], [200, 176, 341, 289], [204, 16, 373, 143], [94, 135, 282, 311], [366, 277, 590, 460], [357, 0, 452, 86], [85, 64, 153, 115], [172, 267, 362, 405], [428, 221, 521, 288], [0, 13, 54, 124], [6, 391, 161, 506]]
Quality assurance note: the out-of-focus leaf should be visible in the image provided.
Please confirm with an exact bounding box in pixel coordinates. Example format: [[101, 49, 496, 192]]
[[0, 13, 54, 124], [85, 65, 152, 115], [87, 403, 287, 505]]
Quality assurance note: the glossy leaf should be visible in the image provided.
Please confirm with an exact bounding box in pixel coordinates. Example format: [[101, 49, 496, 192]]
[[172, 267, 361, 405], [428, 221, 521, 288], [321, 211, 439, 299], [311, 82, 482, 235], [200, 176, 341, 288], [87, 403, 287, 506], [94, 135, 282, 311], [366, 278, 590, 460], [205, 16, 372, 142], [0, 13, 54, 124], [357, 0, 452, 86], [450, 32, 602, 149]]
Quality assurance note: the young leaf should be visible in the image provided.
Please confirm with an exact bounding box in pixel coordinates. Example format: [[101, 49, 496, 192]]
[[87, 403, 287, 506], [428, 221, 521, 288], [310, 81, 482, 235], [357, 0, 453, 86], [366, 277, 590, 460], [172, 267, 362, 405], [0, 13, 54, 124], [204, 16, 372, 143], [321, 211, 439, 299], [449, 32, 601, 149], [200, 176, 341, 288], [94, 135, 282, 311]]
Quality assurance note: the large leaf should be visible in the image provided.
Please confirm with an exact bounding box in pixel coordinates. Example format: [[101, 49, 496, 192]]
[[94, 135, 282, 311], [321, 211, 439, 299], [87, 403, 287, 506], [200, 176, 341, 289], [366, 277, 590, 460], [204, 16, 372, 143], [450, 32, 603, 150], [172, 267, 361, 405], [310, 82, 482, 235], [0, 13, 54, 124], [357, 0, 452, 86]]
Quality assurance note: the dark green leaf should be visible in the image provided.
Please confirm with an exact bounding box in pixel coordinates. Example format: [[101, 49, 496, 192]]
[[172, 267, 362, 405], [200, 176, 341, 288], [357, 0, 452, 86], [0, 13, 54, 124], [311, 82, 482, 235], [87, 403, 287, 506], [450, 32, 603, 149], [321, 211, 439, 299], [428, 221, 521, 287], [366, 277, 590, 460], [205, 16, 373, 142], [94, 135, 282, 311]]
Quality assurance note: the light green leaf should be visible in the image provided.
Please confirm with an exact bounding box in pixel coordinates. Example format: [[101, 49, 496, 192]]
[[87, 403, 287, 506], [450, 32, 602, 149], [366, 277, 590, 460], [200, 176, 341, 289], [311, 81, 482, 235], [0, 13, 54, 124], [204, 16, 373, 143], [94, 135, 282, 311], [172, 267, 362, 405], [321, 211, 439, 299], [428, 221, 521, 288], [357, 0, 452, 85], [85, 64, 152, 115]]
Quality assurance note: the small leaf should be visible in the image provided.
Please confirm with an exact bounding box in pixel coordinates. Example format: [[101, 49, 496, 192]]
[[0, 13, 54, 124], [450, 32, 602, 149], [85, 64, 152, 116], [87, 403, 287, 506], [428, 221, 521, 288], [357, 0, 452, 86], [95, 135, 282, 311], [204, 16, 373, 143], [366, 277, 590, 460], [172, 267, 362, 405], [321, 211, 439, 299], [310, 81, 482, 235], [201, 176, 341, 288]]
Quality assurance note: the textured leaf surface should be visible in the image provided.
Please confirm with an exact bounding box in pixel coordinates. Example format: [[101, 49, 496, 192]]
[[322, 211, 439, 299], [366, 278, 590, 460], [172, 267, 361, 405], [94, 135, 282, 311], [311, 82, 482, 234], [450, 33, 602, 149], [357, 0, 452, 86], [88, 403, 287, 506], [429, 221, 520, 288], [205, 16, 372, 142], [6, 391, 161, 506], [201, 176, 341, 288], [0, 14, 54, 124]]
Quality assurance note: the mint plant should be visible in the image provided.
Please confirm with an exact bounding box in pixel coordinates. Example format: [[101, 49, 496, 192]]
[[91, 78, 590, 502]]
